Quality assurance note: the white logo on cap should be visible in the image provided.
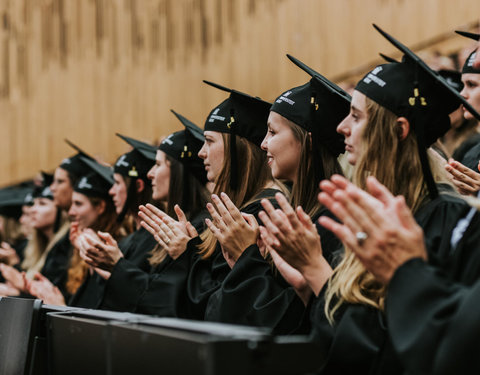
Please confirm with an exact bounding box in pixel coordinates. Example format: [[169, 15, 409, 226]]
[[61, 158, 71, 164], [115, 155, 130, 168], [42, 187, 52, 196], [77, 177, 92, 190], [363, 66, 386, 87], [162, 134, 174, 145], [276, 91, 295, 105], [208, 108, 226, 123], [468, 52, 477, 67]]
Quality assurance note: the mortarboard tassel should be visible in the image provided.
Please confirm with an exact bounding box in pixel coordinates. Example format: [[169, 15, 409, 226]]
[[310, 92, 326, 186], [410, 86, 439, 199], [228, 109, 238, 190]]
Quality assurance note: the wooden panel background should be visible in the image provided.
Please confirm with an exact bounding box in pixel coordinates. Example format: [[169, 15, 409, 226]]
[[0, 0, 479, 186]]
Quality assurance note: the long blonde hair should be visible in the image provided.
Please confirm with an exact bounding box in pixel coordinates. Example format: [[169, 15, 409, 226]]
[[198, 133, 275, 259], [324, 97, 450, 323], [22, 216, 69, 279]]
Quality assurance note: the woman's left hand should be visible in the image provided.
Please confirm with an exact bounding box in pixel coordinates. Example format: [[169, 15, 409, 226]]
[[205, 193, 259, 267], [258, 193, 333, 296], [25, 272, 66, 305], [77, 230, 123, 272]]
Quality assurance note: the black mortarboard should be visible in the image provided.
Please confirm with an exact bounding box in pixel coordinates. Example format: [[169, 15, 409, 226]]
[[163, 109, 208, 184], [41, 171, 54, 187], [0, 186, 34, 219], [379, 53, 399, 63], [438, 69, 463, 92], [73, 157, 114, 199], [203, 80, 271, 147], [455, 30, 480, 74], [60, 140, 96, 179], [272, 54, 351, 184], [203, 80, 271, 188], [359, 24, 480, 198], [115, 134, 156, 181], [455, 30, 480, 41]]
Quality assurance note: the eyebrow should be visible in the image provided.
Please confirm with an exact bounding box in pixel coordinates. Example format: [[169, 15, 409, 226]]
[[351, 105, 362, 113]]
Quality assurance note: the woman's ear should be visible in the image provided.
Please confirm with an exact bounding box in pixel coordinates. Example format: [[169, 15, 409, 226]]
[[396, 117, 410, 141], [96, 200, 106, 216], [136, 179, 145, 193]]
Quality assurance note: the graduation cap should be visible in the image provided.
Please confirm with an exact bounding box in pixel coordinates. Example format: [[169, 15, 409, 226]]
[[115, 134, 156, 181], [358, 24, 480, 198], [73, 156, 114, 199], [0, 186, 34, 219], [60, 140, 96, 179], [41, 171, 54, 187], [203, 80, 272, 189], [455, 30, 480, 41], [454, 30, 480, 74], [272, 54, 351, 184], [379, 53, 399, 63], [438, 69, 463, 92], [163, 109, 207, 184]]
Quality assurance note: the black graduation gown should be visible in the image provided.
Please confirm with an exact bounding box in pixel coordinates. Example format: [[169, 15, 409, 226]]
[[460, 141, 480, 171], [204, 206, 342, 335], [308, 190, 471, 375], [40, 229, 73, 298], [94, 227, 157, 311], [384, 199, 480, 375], [127, 191, 282, 320], [386, 259, 480, 375], [98, 212, 208, 314]]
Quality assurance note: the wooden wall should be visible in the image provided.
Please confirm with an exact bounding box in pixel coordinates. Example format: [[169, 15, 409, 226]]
[[0, 0, 479, 186]]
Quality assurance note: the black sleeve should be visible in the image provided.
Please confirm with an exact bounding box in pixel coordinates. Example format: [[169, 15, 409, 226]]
[[386, 258, 480, 375], [185, 243, 230, 320], [204, 244, 307, 334], [309, 288, 403, 375], [100, 257, 153, 312], [40, 231, 73, 298], [134, 244, 193, 317]]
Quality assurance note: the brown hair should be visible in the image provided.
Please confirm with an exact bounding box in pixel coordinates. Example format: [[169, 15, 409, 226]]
[[198, 133, 275, 259], [288, 121, 343, 217]]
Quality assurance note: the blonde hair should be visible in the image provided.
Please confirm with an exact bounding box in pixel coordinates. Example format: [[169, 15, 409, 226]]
[[324, 97, 451, 323], [23, 217, 69, 279], [198, 133, 276, 259]]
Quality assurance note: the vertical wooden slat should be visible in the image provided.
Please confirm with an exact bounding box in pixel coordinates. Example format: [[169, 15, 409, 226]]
[[0, 0, 480, 186]]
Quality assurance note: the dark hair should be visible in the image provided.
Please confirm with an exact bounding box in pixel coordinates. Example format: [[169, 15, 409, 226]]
[[122, 175, 154, 218], [165, 155, 209, 220]]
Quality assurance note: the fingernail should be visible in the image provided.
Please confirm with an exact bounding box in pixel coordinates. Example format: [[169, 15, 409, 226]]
[[220, 192, 227, 198], [212, 194, 218, 200]]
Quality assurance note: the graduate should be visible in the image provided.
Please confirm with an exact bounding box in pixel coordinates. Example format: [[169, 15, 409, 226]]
[[444, 31, 480, 194], [80, 112, 210, 315], [0, 184, 35, 268], [70, 134, 158, 309], [39, 142, 94, 296], [135, 85, 284, 320], [0, 181, 66, 296], [260, 25, 480, 374], [203, 59, 348, 333], [318, 174, 480, 375], [25, 157, 124, 306]]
